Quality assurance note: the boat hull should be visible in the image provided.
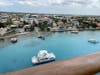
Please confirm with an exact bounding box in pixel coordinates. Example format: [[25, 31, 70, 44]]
[[33, 59, 55, 65], [88, 41, 98, 44], [11, 40, 17, 43], [38, 36, 45, 40]]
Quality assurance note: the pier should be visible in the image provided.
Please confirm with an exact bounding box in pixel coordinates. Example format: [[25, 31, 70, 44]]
[[1, 52, 100, 75]]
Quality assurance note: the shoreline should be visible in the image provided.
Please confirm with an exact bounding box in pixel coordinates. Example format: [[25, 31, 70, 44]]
[[0, 30, 99, 39]]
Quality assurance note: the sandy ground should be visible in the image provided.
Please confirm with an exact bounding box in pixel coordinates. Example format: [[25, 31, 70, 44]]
[[0, 52, 100, 75]]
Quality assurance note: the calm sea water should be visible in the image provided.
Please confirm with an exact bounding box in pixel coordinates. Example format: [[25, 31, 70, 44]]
[[0, 31, 100, 73]]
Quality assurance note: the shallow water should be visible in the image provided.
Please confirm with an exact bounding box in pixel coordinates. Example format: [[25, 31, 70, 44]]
[[0, 31, 100, 73]]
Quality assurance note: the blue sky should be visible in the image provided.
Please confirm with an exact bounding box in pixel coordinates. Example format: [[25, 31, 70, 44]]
[[0, 0, 100, 15]]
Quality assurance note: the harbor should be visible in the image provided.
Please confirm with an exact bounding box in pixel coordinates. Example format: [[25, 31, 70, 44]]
[[1, 2, 100, 74], [0, 31, 100, 74]]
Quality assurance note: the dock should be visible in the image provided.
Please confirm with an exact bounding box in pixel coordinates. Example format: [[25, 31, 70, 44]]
[[1, 52, 100, 75]]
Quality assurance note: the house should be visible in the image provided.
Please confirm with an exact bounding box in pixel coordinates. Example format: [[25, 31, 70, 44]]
[[0, 28, 7, 36], [13, 21, 21, 25], [96, 23, 100, 30], [23, 25, 32, 31], [50, 22, 58, 31]]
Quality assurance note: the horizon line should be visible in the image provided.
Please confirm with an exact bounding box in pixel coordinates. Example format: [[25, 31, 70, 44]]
[[0, 11, 100, 16]]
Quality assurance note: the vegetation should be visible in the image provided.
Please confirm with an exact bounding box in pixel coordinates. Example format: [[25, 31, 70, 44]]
[[0, 22, 5, 28]]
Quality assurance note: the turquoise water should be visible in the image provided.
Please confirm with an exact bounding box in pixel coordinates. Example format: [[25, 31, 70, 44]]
[[0, 31, 100, 73]]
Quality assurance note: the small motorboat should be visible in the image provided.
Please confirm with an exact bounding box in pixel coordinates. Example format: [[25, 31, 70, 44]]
[[10, 38, 17, 43], [37, 32, 45, 40], [70, 31, 79, 34], [38, 35, 45, 40], [88, 39, 99, 44], [32, 50, 56, 64]]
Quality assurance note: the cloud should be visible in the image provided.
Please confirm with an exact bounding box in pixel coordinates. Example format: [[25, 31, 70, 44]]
[[0, 1, 14, 6], [0, 0, 100, 7], [0, 0, 100, 15], [17, 0, 64, 6], [16, 0, 100, 8]]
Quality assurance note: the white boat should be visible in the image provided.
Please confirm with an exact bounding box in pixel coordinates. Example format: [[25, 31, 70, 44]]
[[70, 31, 79, 34], [32, 50, 56, 64], [88, 39, 99, 44], [10, 38, 17, 43]]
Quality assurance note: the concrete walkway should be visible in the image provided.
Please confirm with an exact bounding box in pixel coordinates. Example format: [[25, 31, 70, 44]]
[[1, 52, 100, 75]]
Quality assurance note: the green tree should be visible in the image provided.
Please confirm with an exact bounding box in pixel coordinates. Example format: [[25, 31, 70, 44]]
[[23, 21, 29, 25], [0, 22, 5, 28], [91, 23, 97, 28]]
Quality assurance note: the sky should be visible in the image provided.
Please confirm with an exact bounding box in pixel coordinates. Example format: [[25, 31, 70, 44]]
[[0, 0, 100, 15]]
